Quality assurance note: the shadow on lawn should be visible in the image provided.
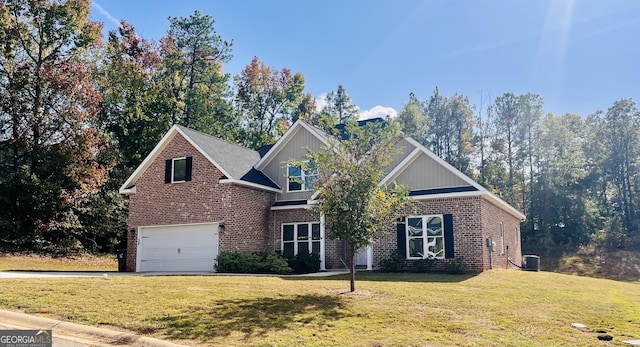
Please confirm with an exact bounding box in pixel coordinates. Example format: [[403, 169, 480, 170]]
[[285, 272, 479, 283], [147, 294, 349, 340]]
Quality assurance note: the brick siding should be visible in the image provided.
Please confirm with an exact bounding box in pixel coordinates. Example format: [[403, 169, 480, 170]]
[[480, 198, 522, 270], [374, 195, 522, 272], [270, 208, 346, 270], [125, 133, 523, 273], [126, 134, 275, 271]]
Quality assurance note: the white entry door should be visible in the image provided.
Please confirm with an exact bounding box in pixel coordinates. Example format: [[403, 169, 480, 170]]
[[137, 223, 219, 272], [355, 246, 373, 270]]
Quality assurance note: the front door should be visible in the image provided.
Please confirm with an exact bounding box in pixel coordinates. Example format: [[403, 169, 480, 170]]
[[355, 246, 372, 270]]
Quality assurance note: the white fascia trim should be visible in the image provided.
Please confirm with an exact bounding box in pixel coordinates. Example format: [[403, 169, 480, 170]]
[[119, 125, 238, 195], [309, 190, 321, 200], [219, 179, 282, 193], [404, 137, 485, 191], [119, 125, 180, 194], [403, 137, 525, 220], [270, 204, 313, 211], [410, 190, 485, 201], [411, 190, 526, 221], [139, 221, 221, 229], [483, 192, 527, 221], [119, 186, 137, 195], [379, 147, 422, 186], [255, 120, 329, 171]]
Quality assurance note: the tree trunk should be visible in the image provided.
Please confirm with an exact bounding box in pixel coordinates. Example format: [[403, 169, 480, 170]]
[[349, 242, 356, 292]]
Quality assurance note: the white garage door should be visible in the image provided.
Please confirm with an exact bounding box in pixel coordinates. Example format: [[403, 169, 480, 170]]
[[137, 223, 219, 272]]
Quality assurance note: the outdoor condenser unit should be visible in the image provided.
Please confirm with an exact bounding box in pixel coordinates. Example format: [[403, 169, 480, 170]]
[[522, 255, 540, 271]]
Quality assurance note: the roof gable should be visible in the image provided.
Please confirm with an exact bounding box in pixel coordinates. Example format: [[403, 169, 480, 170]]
[[381, 137, 525, 220], [120, 125, 279, 194], [381, 138, 483, 191], [255, 120, 329, 171]]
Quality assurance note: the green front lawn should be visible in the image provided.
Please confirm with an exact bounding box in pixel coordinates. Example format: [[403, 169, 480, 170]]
[[0, 253, 117, 271], [1, 271, 639, 346]]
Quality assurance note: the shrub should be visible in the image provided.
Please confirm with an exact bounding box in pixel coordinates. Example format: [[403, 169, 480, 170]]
[[414, 257, 435, 273], [215, 251, 262, 273], [286, 252, 321, 274], [445, 257, 467, 274], [378, 251, 406, 272], [215, 251, 293, 274], [263, 253, 292, 274]]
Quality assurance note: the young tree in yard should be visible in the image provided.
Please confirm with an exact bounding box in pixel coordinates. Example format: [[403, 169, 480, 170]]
[[304, 119, 411, 292], [0, 0, 108, 252]]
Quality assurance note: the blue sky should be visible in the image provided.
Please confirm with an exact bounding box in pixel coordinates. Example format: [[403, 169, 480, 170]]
[[91, 0, 640, 119]]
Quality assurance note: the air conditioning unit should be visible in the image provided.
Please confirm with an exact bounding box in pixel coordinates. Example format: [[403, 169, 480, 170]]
[[522, 255, 540, 271]]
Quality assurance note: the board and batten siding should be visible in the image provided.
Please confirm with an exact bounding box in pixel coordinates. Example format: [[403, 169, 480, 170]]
[[395, 152, 469, 189], [263, 126, 325, 201], [383, 139, 417, 176]]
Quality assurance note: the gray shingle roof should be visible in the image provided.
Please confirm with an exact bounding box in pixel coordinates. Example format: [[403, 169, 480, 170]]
[[176, 125, 279, 189]]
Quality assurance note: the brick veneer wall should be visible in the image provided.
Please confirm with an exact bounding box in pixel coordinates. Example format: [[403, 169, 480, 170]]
[[374, 195, 522, 272], [126, 134, 275, 271], [375, 196, 485, 272], [480, 198, 522, 270], [271, 208, 346, 269]]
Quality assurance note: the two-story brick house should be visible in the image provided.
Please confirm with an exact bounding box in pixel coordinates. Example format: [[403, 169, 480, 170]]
[[120, 120, 525, 272]]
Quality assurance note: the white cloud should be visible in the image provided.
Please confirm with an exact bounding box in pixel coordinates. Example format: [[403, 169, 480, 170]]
[[358, 105, 398, 121], [314, 94, 328, 113], [92, 1, 121, 28], [314, 94, 397, 121]]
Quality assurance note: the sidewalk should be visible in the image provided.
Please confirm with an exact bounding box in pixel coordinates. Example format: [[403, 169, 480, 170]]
[[0, 310, 190, 347]]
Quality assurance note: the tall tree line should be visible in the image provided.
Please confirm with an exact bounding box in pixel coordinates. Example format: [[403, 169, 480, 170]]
[[0, 0, 313, 253], [398, 89, 640, 253], [1, 0, 637, 255]]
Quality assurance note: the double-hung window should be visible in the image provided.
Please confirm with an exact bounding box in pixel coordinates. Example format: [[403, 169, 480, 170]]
[[282, 222, 321, 256], [287, 161, 317, 192], [406, 215, 445, 259]]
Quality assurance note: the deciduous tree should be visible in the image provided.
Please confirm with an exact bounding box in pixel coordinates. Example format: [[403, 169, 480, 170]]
[[0, 0, 108, 252], [304, 119, 411, 292], [234, 56, 310, 148]]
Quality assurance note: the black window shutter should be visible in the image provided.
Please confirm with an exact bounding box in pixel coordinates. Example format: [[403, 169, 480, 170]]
[[185, 156, 193, 181], [164, 159, 172, 183], [444, 214, 455, 259], [396, 221, 406, 258]]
